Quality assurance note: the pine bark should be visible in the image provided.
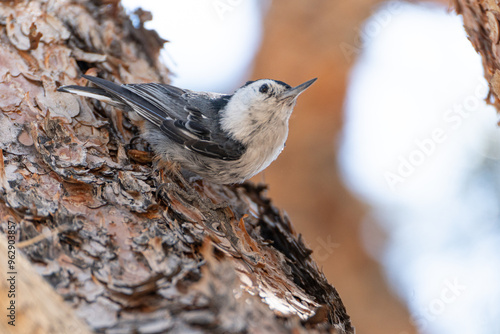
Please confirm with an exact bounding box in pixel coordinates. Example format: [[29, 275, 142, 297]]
[[455, 0, 500, 107], [0, 1, 352, 333]]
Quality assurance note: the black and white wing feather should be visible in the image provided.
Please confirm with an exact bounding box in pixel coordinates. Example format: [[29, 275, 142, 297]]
[[59, 75, 245, 161]]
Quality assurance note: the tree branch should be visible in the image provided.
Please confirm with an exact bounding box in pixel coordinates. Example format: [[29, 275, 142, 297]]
[[455, 0, 500, 107]]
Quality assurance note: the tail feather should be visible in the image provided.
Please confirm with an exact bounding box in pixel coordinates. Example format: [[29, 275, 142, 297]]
[[58, 75, 168, 127], [57, 85, 125, 108], [81, 75, 168, 126]]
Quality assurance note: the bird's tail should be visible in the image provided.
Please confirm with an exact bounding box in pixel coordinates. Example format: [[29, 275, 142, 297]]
[[57, 78, 125, 109], [58, 75, 171, 127]]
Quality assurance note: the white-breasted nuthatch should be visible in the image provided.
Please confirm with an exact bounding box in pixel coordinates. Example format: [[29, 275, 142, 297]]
[[58, 75, 316, 184]]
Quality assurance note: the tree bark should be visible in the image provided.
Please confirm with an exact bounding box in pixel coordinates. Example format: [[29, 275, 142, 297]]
[[0, 235, 93, 333], [0, 1, 353, 333], [455, 0, 500, 108]]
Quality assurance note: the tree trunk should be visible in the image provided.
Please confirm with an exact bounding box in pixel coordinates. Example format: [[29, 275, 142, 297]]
[[0, 1, 353, 333], [455, 0, 500, 108]]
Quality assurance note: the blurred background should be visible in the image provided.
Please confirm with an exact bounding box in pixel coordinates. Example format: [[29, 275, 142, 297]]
[[121, 0, 500, 333]]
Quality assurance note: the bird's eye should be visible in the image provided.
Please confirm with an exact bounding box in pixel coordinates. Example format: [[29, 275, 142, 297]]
[[259, 84, 269, 94]]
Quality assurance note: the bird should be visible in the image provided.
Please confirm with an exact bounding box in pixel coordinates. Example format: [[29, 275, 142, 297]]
[[57, 75, 316, 184]]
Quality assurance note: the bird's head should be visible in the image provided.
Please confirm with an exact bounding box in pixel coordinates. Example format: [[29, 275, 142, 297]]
[[221, 78, 317, 143], [234, 78, 316, 115]]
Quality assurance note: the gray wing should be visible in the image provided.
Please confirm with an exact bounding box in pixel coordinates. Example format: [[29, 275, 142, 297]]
[[80, 75, 245, 161]]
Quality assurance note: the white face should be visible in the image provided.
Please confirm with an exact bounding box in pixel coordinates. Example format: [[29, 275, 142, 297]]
[[235, 79, 295, 111], [220, 78, 308, 144], [226, 79, 297, 129]]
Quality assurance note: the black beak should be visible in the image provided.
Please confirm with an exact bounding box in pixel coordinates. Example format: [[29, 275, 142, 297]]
[[280, 78, 317, 100]]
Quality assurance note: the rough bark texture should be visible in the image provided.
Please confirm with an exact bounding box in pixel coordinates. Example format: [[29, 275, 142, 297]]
[[0, 1, 352, 333], [0, 236, 93, 334], [455, 0, 500, 107]]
